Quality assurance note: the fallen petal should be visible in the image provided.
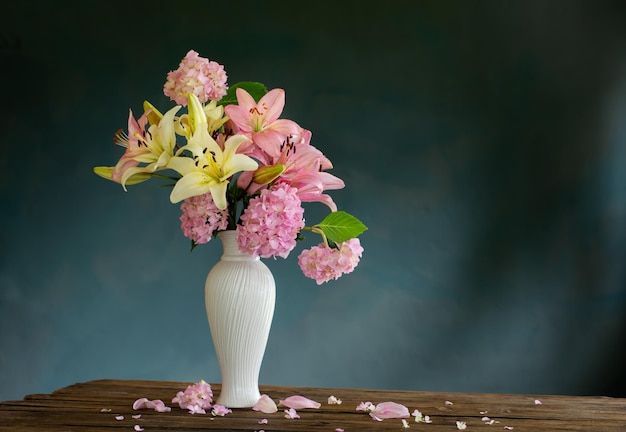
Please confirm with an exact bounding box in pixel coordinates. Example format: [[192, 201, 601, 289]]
[[445, 400, 454, 406], [504, 427, 514, 430], [133, 398, 150, 410], [133, 397, 171, 412], [328, 395, 342, 405], [402, 418, 410, 428], [115, 415, 124, 420], [284, 408, 300, 419], [534, 399, 542, 405], [356, 401, 375, 412], [279, 395, 321, 409], [456, 421, 467, 430], [148, 399, 172, 412], [100, 408, 111, 413], [211, 404, 232, 416], [253, 394, 278, 413], [413, 409, 431, 423], [258, 418, 269, 424], [132, 414, 142, 419], [188, 405, 206, 414], [369, 401, 410, 420], [134, 426, 144, 432]]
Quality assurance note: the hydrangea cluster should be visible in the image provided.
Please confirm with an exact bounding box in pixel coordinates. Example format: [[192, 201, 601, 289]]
[[237, 183, 305, 258], [172, 380, 214, 414], [163, 50, 228, 105], [298, 238, 364, 285], [180, 192, 229, 244]]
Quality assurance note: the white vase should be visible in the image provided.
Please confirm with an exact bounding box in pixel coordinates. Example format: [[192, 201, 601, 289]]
[[205, 230, 276, 408]]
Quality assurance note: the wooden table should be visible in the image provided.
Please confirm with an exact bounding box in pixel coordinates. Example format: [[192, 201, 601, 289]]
[[1, 379, 625, 431]]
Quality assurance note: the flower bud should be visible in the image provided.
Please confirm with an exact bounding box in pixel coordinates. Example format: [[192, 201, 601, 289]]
[[186, 92, 208, 133], [253, 164, 286, 185]]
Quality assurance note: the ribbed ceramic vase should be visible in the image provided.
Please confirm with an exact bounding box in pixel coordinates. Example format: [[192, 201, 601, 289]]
[[205, 230, 276, 408]]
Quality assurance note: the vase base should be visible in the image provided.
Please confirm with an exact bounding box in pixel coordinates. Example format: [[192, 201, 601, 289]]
[[216, 388, 261, 408]]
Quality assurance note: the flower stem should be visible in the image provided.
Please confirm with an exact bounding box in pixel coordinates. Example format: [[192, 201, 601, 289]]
[[302, 226, 328, 247]]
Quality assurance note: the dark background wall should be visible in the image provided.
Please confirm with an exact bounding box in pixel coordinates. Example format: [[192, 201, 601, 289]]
[[1, 0, 626, 402]]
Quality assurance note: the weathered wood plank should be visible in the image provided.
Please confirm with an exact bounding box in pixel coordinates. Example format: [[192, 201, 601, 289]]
[[1, 379, 625, 431]]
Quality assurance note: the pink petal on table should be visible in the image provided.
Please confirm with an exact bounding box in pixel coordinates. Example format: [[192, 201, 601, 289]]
[[188, 405, 206, 414], [258, 418, 269, 424], [356, 401, 375, 412], [445, 400, 454, 406], [253, 394, 278, 413], [133, 398, 150, 410], [534, 399, 542, 405], [211, 404, 232, 416], [100, 408, 111, 413], [335, 429, 345, 432], [132, 414, 141, 419], [369, 401, 410, 420], [115, 415, 124, 420], [284, 408, 300, 419], [133, 397, 171, 412], [149, 399, 172, 412], [134, 426, 144, 432], [279, 395, 321, 409], [328, 395, 342, 405]]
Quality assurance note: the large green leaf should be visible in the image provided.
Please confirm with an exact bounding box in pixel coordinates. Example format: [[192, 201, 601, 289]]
[[315, 211, 368, 244], [219, 81, 268, 106]]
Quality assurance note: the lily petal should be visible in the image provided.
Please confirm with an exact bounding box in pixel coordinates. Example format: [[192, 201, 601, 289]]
[[169, 171, 215, 204], [279, 395, 321, 409], [252, 394, 278, 413], [369, 402, 410, 420]]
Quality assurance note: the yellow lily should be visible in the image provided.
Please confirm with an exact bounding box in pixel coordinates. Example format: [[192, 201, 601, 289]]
[[168, 93, 258, 210]]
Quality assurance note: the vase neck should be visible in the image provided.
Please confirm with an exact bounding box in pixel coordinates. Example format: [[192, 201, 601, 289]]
[[218, 230, 258, 261]]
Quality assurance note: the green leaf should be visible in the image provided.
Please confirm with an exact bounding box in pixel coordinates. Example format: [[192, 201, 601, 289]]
[[315, 211, 368, 244], [219, 81, 268, 106]]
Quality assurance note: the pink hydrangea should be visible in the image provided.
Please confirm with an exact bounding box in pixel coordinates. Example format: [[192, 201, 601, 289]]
[[298, 238, 363, 284], [163, 50, 228, 105], [172, 380, 213, 414], [180, 192, 229, 244], [237, 183, 305, 258]]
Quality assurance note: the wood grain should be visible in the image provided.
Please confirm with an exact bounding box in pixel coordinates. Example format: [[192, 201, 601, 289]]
[[1, 379, 625, 431]]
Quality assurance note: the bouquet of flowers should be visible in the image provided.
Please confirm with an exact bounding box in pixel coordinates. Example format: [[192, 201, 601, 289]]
[[94, 50, 367, 284]]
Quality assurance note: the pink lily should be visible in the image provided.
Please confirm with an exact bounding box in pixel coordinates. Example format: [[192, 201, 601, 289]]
[[224, 88, 301, 158], [94, 104, 181, 190], [94, 109, 152, 187], [283, 170, 344, 211], [237, 129, 345, 210], [279, 395, 321, 409]]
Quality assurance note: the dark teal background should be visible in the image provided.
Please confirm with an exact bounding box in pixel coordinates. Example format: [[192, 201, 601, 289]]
[[2, 0, 626, 402]]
